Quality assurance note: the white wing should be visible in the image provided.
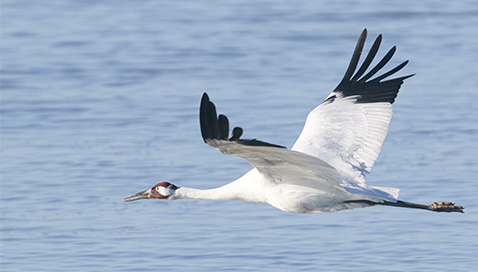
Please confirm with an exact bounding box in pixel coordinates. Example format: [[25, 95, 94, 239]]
[[206, 140, 344, 191], [199, 93, 344, 192], [292, 29, 413, 186], [198, 29, 412, 203]]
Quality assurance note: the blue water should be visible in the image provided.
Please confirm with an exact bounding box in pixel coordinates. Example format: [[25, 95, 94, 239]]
[[1, 1, 477, 271]]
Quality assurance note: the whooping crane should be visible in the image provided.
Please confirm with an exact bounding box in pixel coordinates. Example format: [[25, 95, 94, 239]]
[[124, 29, 464, 214]]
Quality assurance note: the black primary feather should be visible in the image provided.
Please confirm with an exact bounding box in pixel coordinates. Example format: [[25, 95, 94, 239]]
[[332, 29, 414, 104], [199, 93, 286, 149]]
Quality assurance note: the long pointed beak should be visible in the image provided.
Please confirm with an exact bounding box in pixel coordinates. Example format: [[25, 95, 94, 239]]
[[123, 189, 151, 202]]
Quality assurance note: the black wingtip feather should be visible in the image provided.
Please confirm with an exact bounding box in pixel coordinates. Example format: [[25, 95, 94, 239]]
[[351, 34, 381, 82], [358, 46, 397, 83], [341, 29, 367, 83], [229, 127, 243, 141], [333, 31, 413, 105], [218, 114, 229, 139], [199, 93, 210, 142], [370, 60, 409, 82], [199, 93, 286, 149]]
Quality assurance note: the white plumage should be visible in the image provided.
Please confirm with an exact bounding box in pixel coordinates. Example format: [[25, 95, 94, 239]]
[[124, 29, 463, 214], [292, 95, 400, 202]]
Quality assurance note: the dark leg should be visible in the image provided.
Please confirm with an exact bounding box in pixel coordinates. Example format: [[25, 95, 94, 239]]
[[344, 200, 464, 213]]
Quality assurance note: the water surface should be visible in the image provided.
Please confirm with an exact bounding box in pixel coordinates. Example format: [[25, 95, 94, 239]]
[[1, 1, 477, 271]]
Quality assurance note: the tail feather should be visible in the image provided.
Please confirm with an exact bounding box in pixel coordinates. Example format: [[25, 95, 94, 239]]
[[344, 185, 399, 202], [370, 186, 400, 201]]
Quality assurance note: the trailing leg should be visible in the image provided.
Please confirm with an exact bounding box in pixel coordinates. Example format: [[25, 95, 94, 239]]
[[345, 200, 464, 213]]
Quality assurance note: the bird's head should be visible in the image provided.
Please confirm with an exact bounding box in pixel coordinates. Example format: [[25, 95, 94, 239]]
[[123, 181, 179, 202]]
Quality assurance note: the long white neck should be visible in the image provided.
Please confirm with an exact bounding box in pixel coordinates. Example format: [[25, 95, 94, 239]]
[[174, 185, 243, 201], [172, 170, 266, 203]]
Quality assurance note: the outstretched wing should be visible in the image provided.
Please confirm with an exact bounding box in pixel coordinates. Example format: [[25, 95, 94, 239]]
[[200, 93, 286, 150], [200, 93, 344, 190], [292, 29, 414, 186]]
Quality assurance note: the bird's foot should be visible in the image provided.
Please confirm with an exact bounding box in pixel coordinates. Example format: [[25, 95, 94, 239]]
[[428, 202, 464, 213]]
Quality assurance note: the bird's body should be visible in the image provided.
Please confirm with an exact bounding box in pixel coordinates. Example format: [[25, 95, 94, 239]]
[[124, 29, 463, 214], [174, 168, 353, 214]]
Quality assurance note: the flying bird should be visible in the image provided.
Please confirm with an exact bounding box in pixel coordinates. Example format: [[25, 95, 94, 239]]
[[124, 29, 463, 214]]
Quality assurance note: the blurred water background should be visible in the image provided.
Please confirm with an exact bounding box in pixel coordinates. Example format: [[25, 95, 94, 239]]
[[1, 1, 477, 271]]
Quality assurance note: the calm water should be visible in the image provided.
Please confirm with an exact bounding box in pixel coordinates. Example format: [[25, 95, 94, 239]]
[[1, 1, 477, 271]]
